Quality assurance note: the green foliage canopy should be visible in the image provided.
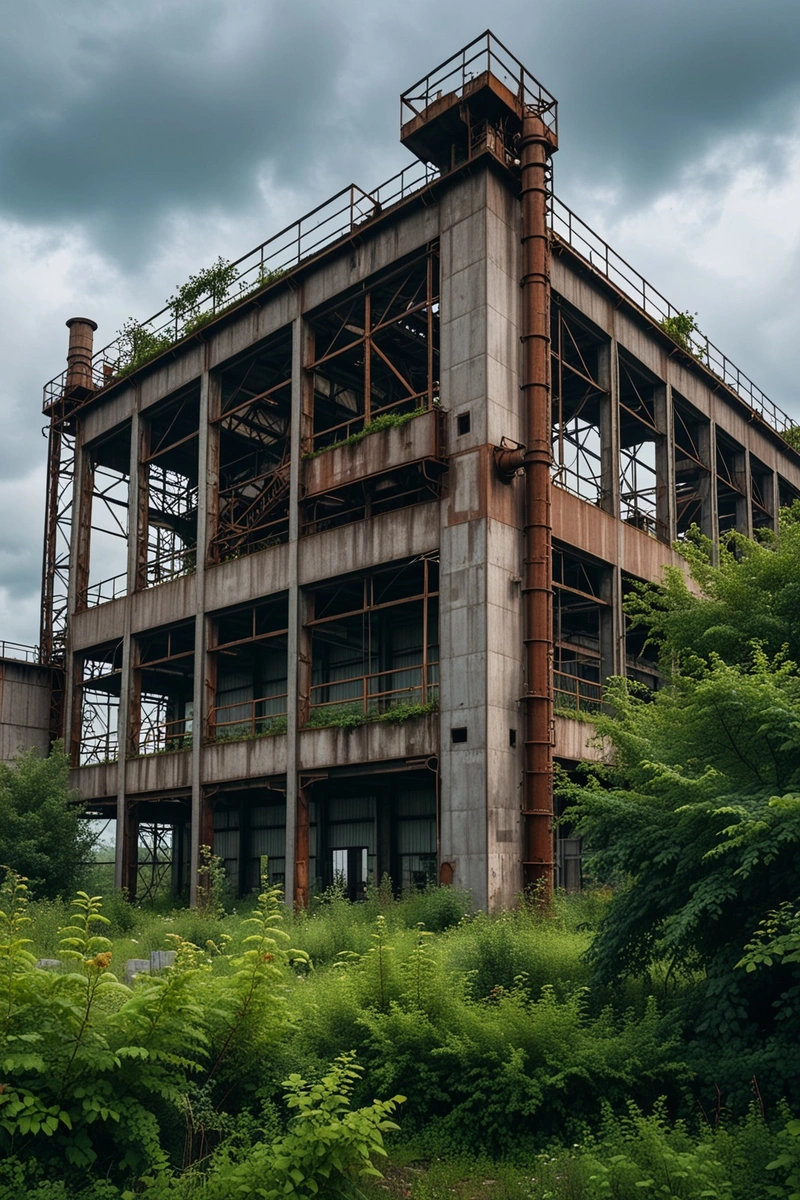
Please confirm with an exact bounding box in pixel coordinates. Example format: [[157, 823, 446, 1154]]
[[0, 746, 95, 899], [564, 516, 800, 1046]]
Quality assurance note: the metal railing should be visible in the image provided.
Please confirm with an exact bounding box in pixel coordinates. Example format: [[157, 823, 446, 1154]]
[[41, 64, 791, 447], [80, 572, 128, 609], [0, 640, 40, 664], [308, 662, 439, 723], [400, 30, 557, 135], [139, 545, 197, 589], [137, 716, 193, 756], [43, 162, 439, 408], [554, 672, 603, 716], [549, 197, 794, 436], [208, 695, 288, 741]]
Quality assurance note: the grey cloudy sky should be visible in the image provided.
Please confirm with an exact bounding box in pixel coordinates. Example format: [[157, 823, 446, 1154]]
[[2, 0, 799, 643]]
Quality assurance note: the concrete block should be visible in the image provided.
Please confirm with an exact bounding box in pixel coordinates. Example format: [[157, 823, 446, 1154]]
[[124, 959, 151, 985], [150, 950, 177, 971]]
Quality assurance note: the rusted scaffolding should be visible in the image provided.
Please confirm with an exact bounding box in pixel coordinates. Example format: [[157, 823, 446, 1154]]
[[207, 596, 289, 741], [209, 330, 293, 562], [551, 302, 606, 505], [306, 556, 439, 725]]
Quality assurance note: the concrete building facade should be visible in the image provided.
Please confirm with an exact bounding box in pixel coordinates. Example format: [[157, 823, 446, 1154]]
[[0, 646, 52, 765], [37, 34, 800, 908]]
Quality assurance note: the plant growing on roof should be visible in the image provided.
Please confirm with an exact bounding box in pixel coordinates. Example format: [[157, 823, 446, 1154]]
[[115, 318, 173, 376], [169, 257, 239, 334], [660, 310, 705, 360]]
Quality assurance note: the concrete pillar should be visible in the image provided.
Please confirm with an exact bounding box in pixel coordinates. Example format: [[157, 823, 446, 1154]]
[[598, 341, 620, 519], [654, 385, 676, 544], [736, 448, 753, 538], [189, 363, 211, 906], [114, 409, 140, 892], [285, 306, 304, 908]]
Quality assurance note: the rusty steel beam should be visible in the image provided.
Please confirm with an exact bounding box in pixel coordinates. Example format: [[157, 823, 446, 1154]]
[[520, 112, 558, 896]]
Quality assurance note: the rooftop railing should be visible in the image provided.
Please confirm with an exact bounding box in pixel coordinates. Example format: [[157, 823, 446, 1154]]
[[42, 73, 793, 442], [400, 29, 558, 136], [42, 161, 439, 410], [549, 197, 794, 435], [0, 641, 41, 664]]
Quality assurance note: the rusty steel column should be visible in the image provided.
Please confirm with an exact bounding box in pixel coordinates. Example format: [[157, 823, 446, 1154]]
[[520, 113, 557, 895]]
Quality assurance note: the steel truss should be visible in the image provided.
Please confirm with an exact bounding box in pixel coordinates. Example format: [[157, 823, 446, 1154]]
[[136, 823, 174, 902], [308, 247, 440, 452], [210, 336, 292, 562], [551, 304, 605, 504], [618, 357, 662, 537]]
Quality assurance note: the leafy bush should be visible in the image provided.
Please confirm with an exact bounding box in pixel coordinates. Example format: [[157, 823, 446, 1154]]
[[0, 744, 96, 899]]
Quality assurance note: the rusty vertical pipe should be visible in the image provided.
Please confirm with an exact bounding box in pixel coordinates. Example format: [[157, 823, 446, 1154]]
[[294, 784, 310, 909], [520, 112, 557, 895], [65, 317, 97, 392]]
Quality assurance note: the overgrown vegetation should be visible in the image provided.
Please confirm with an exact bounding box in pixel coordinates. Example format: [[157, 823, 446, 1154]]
[[5, 876, 800, 1197], [112, 258, 286, 377], [303, 407, 428, 460], [0, 744, 95, 899], [304, 696, 438, 731], [660, 309, 705, 359]]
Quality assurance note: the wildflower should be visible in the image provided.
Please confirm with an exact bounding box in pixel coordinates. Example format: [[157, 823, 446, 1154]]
[[86, 951, 113, 971]]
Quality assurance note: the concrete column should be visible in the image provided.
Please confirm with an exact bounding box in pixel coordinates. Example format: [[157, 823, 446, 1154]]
[[697, 422, 718, 550], [62, 421, 92, 760], [654, 385, 676, 544], [599, 563, 618, 682], [189, 363, 211, 906], [612, 565, 626, 680], [437, 173, 491, 910], [736, 448, 753, 538], [284, 305, 304, 908], [598, 341, 620, 518], [114, 408, 140, 892], [768, 470, 780, 534]]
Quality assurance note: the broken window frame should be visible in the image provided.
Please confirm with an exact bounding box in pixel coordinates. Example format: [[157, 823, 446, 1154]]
[[618, 351, 664, 539], [207, 598, 290, 741], [552, 546, 610, 715], [137, 385, 200, 589], [551, 299, 607, 506], [129, 622, 196, 757], [306, 556, 439, 723], [208, 329, 293, 564], [306, 245, 440, 453], [73, 641, 123, 766], [673, 393, 712, 540], [76, 426, 131, 610]]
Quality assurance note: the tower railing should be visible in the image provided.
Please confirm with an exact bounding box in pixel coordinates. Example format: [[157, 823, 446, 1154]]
[[400, 30, 557, 134]]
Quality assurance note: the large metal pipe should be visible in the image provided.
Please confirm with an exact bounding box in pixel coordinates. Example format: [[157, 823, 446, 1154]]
[[519, 112, 557, 894]]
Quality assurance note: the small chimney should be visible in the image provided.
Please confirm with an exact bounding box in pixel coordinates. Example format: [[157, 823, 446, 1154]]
[[65, 317, 98, 393]]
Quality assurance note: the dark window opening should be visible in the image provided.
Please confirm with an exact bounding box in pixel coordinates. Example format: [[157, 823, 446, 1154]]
[[209, 328, 292, 563]]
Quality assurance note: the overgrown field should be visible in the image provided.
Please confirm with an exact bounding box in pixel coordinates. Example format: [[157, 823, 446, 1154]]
[[3, 875, 799, 1199]]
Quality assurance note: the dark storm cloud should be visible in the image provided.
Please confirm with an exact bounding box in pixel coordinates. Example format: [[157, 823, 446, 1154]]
[[2, 0, 799, 259], [0, 1, 350, 257]]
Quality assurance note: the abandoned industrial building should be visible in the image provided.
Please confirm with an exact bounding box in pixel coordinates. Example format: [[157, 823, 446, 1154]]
[[7, 32, 800, 909]]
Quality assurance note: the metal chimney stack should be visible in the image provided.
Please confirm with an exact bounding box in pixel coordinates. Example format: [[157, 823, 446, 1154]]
[[64, 317, 97, 393]]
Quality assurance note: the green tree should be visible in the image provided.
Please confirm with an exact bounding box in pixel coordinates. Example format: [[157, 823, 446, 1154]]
[[0, 745, 95, 898], [563, 518, 800, 1052]]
